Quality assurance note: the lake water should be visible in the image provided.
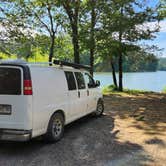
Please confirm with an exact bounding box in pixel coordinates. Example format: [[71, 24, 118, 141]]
[[94, 71, 166, 92]]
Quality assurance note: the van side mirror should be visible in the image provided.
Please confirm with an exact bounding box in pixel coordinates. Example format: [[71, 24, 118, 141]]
[[95, 80, 100, 87]]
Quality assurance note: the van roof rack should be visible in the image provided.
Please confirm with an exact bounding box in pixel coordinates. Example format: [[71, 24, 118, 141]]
[[0, 59, 26, 64], [53, 60, 91, 71]]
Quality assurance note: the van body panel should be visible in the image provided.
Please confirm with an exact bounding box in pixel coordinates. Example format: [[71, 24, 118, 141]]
[[30, 66, 69, 137], [73, 72, 88, 118], [83, 72, 103, 113], [0, 95, 32, 130]]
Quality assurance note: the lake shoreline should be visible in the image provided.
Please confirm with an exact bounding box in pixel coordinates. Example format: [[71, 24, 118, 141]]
[[94, 71, 166, 92], [95, 70, 166, 73]]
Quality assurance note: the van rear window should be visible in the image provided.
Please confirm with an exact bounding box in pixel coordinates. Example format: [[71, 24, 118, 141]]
[[0, 67, 21, 95]]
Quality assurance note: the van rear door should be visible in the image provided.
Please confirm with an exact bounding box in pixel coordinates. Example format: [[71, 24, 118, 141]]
[[0, 65, 32, 130], [0, 67, 21, 95]]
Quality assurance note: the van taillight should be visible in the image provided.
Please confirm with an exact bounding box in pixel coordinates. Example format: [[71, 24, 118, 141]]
[[24, 80, 33, 95]]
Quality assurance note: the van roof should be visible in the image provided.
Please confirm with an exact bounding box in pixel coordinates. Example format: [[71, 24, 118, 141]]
[[0, 59, 89, 72]]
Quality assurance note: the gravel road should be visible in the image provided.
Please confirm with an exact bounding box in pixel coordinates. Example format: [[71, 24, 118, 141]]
[[0, 116, 142, 166]]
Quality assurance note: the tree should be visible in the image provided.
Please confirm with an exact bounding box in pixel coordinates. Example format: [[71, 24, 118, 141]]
[[62, 0, 81, 64], [96, 33, 119, 89], [0, 1, 33, 58], [99, 0, 160, 91], [159, 0, 166, 18], [0, 0, 62, 63], [78, 0, 101, 75], [89, 0, 98, 76]]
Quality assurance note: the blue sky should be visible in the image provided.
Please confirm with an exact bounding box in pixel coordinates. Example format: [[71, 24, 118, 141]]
[[140, 0, 166, 57], [143, 20, 166, 57]]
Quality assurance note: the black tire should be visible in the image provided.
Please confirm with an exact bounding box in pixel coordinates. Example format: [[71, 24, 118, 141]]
[[93, 100, 104, 117], [44, 112, 64, 143]]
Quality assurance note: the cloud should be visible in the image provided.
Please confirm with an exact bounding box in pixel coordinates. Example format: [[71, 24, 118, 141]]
[[159, 20, 166, 32], [136, 20, 166, 33]]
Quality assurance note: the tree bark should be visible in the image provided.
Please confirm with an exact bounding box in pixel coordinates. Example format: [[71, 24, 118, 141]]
[[63, 1, 80, 64], [118, 53, 123, 91], [117, 7, 124, 91], [90, 48, 94, 76], [72, 23, 80, 64], [89, 0, 96, 76], [49, 33, 55, 64], [110, 60, 118, 89]]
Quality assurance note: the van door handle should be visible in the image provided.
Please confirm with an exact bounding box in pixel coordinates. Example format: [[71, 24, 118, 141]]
[[78, 91, 80, 98]]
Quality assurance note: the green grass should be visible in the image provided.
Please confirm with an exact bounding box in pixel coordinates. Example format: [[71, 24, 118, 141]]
[[102, 85, 118, 94], [102, 84, 152, 95], [162, 86, 166, 93]]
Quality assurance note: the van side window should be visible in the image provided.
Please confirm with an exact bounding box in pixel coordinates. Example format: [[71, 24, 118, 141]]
[[85, 73, 95, 88], [74, 72, 86, 89], [64, 71, 76, 90]]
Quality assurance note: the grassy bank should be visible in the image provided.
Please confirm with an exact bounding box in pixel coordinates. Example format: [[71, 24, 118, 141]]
[[102, 85, 155, 95]]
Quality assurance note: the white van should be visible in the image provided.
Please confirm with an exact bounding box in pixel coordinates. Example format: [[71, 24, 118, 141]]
[[0, 60, 104, 142]]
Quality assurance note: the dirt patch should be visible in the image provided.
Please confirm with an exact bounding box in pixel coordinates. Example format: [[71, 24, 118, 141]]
[[104, 92, 166, 166]]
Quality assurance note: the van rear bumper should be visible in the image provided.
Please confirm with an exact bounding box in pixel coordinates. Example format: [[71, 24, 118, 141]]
[[0, 129, 31, 141]]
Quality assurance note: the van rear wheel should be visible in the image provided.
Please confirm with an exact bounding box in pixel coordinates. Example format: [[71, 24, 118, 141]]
[[44, 112, 64, 143]]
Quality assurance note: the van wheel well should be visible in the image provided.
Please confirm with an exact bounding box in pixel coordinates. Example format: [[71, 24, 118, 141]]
[[98, 98, 104, 104], [44, 110, 65, 142], [52, 110, 65, 123]]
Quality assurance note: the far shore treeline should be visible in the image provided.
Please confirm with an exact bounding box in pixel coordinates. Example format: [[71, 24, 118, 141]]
[[0, 0, 165, 91], [0, 52, 163, 72]]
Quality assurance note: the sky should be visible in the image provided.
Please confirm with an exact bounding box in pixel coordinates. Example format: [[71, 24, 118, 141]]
[[142, 20, 166, 57], [138, 0, 166, 57]]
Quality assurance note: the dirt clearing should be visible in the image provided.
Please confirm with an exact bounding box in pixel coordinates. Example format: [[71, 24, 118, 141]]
[[105, 92, 166, 166], [0, 92, 165, 166]]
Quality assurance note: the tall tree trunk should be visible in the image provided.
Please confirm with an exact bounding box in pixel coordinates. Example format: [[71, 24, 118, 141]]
[[49, 33, 55, 65], [72, 25, 80, 64], [110, 60, 118, 89], [90, 48, 94, 76], [118, 7, 124, 91], [62, 1, 80, 64], [90, 0, 96, 76], [118, 53, 123, 91]]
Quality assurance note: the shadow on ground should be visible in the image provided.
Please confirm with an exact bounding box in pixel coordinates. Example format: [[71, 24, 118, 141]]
[[0, 114, 151, 166]]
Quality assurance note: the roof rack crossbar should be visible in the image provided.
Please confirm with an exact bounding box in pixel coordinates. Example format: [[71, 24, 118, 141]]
[[28, 62, 53, 65], [53, 60, 91, 70]]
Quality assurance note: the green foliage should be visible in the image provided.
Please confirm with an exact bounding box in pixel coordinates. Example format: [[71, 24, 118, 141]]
[[0, 52, 17, 60], [158, 58, 166, 70], [159, 0, 166, 19], [162, 86, 166, 93], [102, 85, 118, 94], [123, 51, 158, 72], [0, 33, 74, 62], [95, 50, 158, 72]]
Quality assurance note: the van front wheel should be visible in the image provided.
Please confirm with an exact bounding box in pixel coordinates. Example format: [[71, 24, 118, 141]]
[[93, 100, 104, 117], [44, 112, 64, 143]]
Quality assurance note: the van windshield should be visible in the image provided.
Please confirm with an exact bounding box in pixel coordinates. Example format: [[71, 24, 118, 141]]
[[0, 67, 21, 95]]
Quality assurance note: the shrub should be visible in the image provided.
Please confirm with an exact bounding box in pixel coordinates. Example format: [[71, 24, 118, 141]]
[[102, 85, 149, 95], [102, 85, 117, 94]]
